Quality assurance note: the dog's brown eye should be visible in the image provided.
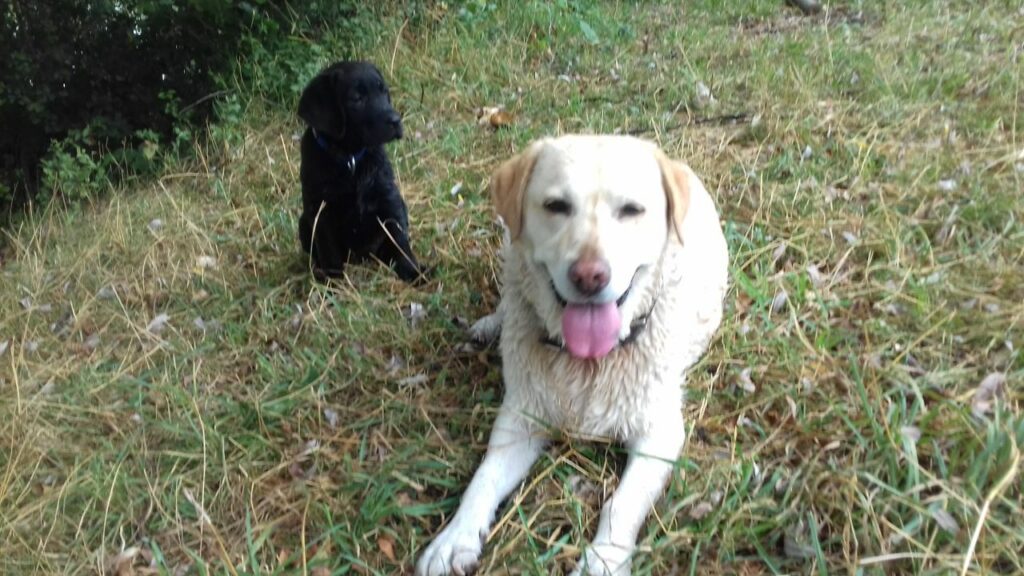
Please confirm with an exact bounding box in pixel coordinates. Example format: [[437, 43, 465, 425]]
[[618, 203, 645, 218], [543, 199, 572, 215]]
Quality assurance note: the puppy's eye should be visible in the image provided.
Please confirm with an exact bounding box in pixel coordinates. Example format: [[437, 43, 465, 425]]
[[618, 203, 645, 218], [543, 199, 572, 215]]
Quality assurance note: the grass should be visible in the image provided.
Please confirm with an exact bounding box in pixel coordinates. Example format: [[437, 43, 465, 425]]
[[1, 0, 1022, 574]]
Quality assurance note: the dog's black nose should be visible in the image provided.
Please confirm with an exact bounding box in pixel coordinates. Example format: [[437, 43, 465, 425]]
[[570, 258, 610, 296]]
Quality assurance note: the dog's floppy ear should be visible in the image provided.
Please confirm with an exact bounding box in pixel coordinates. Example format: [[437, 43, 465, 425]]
[[656, 150, 691, 244], [490, 140, 545, 239], [298, 71, 345, 137]]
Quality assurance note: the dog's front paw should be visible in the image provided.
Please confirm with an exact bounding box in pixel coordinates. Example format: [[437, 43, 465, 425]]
[[416, 520, 486, 576], [468, 313, 501, 345], [569, 543, 633, 576]]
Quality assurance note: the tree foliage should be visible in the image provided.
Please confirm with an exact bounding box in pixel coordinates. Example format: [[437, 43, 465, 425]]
[[0, 0, 275, 204]]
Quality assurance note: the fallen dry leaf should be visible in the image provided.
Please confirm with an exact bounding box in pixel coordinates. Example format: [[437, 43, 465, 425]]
[[377, 534, 397, 562], [476, 106, 514, 129], [785, 395, 798, 420], [689, 501, 714, 520], [288, 304, 304, 332], [404, 302, 426, 328], [693, 81, 716, 109], [931, 506, 960, 535], [397, 373, 429, 387], [567, 474, 600, 506], [971, 372, 1006, 418], [737, 367, 756, 394], [85, 333, 101, 350], [806, 265, 826, 287], [770, 290, 788, 314], [783, 518, 816, 559], [385, 355, 405, 375], [900, 425, 921, 445], [107, 546, 141, 576], [323, 408, 339, 429], [192, 317, 222, 334], [771, 243, 787, 268], [146, 313, 170, 334], [276, 548, 292, 567]]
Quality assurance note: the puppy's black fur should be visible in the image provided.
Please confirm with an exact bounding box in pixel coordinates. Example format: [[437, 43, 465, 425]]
[[297, 61, 426, 283]]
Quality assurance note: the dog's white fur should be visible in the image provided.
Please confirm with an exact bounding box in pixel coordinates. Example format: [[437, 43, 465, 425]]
[[418, 135, 728, 576]]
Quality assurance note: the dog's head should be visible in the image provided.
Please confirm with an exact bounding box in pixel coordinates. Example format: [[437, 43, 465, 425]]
[[491, 135, 692, 359], [298, 61, 403, 148]]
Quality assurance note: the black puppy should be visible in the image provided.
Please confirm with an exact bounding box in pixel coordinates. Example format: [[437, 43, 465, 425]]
[[297, 61, 426, 283]]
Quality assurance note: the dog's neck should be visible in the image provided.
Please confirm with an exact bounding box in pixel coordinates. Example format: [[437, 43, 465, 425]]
[[311, 128, 366, 173]]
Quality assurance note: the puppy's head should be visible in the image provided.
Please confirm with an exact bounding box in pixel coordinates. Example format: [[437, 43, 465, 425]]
[[298, 61, 403, 148], [491, 135, 691, 359]]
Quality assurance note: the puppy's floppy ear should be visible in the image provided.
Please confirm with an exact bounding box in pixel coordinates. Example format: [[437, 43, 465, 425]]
[[298, 71, 345, 137], [655, 149, 692, 245], [490, 139, 545, 239]]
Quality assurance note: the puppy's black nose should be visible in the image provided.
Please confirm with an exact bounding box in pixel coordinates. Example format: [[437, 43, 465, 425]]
[[570, 258, 610, 297], [387, 112, 403, 138]]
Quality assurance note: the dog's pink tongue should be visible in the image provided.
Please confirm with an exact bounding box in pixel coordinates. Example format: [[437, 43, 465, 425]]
[[561, 302, 622, 359]]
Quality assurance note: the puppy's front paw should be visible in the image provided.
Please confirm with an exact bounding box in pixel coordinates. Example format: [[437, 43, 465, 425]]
[[416, 520, 486, 576], [397, 261, 433, 285], [569, 543, 633, 576], [468, 313, 501, 345], [311, 265, 344, 283]]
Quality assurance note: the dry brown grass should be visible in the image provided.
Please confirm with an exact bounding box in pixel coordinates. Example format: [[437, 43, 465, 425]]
[[2, 1, 1022, 574]]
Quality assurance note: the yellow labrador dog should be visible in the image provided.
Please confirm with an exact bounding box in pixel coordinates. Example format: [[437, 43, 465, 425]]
[[417, 135, 728, 576]]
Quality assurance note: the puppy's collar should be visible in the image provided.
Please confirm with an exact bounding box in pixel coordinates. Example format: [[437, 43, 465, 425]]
[[311, 128, 366, 173], [540, 300, 656, 353]]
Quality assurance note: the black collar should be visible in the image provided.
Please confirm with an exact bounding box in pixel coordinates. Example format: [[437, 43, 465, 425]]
[[311, 128, 366, 173], [540, 300, 656, 352]]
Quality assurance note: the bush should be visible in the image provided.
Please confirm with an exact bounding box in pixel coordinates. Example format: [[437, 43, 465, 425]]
[[0, 0, 278, 208], [0, 0, 436, 214]]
